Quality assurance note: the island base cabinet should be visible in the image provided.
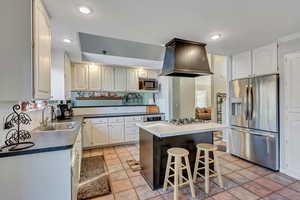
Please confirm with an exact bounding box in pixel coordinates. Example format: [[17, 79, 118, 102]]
[[139, 128, 214, 190]]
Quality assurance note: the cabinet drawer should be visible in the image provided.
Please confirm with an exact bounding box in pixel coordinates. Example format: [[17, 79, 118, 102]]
[[125, 122, 139, 128], [108, 117, 124, 124], [125, 131, 139, 142], [89, 118, 108, 124], [125, 116, 143, 122], [125, 126, 139, 133]]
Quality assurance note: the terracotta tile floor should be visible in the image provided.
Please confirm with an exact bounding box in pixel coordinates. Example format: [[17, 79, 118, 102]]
[[83, 144, 300, 200]]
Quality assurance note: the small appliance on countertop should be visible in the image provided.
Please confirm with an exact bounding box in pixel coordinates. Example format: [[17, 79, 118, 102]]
[[57, 101, 73, 120]]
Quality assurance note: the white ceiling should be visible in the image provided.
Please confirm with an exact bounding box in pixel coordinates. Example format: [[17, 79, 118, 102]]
[[43, 0, 300, 63]]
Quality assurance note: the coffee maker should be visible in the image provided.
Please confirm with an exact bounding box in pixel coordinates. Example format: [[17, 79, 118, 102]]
[[57, 101, 73, 120]]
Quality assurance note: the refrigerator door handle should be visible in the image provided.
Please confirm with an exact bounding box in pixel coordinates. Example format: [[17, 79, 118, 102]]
[[245, 85, 249, 120], [250, 85, 254, 120]]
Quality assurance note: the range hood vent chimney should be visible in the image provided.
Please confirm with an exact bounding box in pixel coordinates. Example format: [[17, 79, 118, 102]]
[[161, 38, 212, 77]]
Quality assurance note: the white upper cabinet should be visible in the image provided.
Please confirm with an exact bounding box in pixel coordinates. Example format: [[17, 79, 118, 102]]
[[231, 42, 278, 80], [72, 64, 88, 90], [138, 68, 148, 78], [127, 68, 139, 91], [138, 69, 159, 79], [252, 43, 278, 76], [102, 65, 115, 91], [232, 51, 252, 80], [70, 65, 157, 92], [114, 67, 127, 91], [33, 0, 51, 99], [88, 64, 101, 91], [147, 70, 159, 79]]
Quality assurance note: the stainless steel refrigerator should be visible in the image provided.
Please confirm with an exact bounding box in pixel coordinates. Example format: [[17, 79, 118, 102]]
[[229, 74, 279, 170]]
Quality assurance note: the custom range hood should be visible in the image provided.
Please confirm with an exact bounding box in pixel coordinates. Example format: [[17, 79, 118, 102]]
[[161, 38, 212, 77]]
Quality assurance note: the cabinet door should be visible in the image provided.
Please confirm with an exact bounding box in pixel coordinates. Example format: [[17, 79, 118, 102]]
[[114, 67, 127, 91], [64, 53, 72, 99], [108, 124, 124, 144], [88, 64, 101, 90], [102, 66, 115, 91], [72, 64, 88, 90], [138, 68, 148, 78], [147, 70, 159, 79], [232, 51, 252, 80], [252, 43, 278, 76], [125, 126, 139, 142], [92, 123, 108, 146], [33, 0, 51, 99], [82, 120, 93, 148], [285, 53, 300, 178], [127, 68, 139, 91]]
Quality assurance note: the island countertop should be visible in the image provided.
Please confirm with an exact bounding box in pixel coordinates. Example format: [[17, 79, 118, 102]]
[[136, 121, 228, 137]]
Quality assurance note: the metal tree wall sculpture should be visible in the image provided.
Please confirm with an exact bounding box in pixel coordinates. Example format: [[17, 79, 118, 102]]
[[1, 104, 35, 151]]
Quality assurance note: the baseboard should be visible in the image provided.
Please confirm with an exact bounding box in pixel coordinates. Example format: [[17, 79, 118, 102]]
[[280, 168, 300, 179]]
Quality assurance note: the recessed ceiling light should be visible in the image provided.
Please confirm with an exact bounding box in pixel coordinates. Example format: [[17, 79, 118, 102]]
[[211, 34, 222, 40], [78, 6, 92, 14], [63, 38, 72, 43]]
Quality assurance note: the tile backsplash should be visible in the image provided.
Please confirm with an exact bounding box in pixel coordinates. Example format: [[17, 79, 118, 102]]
[[71, 91, 157, 107]]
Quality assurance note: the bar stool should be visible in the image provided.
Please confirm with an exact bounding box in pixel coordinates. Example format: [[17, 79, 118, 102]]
[[193, 143, 223, 193], [163, 147, 195, 200]]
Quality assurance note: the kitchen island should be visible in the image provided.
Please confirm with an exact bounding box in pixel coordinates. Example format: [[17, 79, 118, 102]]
[[136, 121, 227, 190]]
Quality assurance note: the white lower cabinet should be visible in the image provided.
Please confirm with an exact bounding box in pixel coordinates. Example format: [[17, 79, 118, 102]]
[[125, 126, 139, 142], [82, 120, 93, 148], [83, 116, 143, 148], [108, 123, 125, 144], [93, 123, 109, 146]]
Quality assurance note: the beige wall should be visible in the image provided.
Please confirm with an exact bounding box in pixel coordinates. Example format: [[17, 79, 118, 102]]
[[211, 55, 228, 122], [171, 77, 195, 119], [195, 75, 212, 107]]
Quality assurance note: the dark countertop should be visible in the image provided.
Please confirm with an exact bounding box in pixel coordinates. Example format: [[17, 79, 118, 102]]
[[0, 112, 165, 158], [81, 112, 165, 118], [73, 104, 156, 108], [0, 117, 83, 158]]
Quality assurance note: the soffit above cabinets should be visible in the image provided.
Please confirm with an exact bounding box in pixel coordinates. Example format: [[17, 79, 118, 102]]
[[79, 33, 164, 68]]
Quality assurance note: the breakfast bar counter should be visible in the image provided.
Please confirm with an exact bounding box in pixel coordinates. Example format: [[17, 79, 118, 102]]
[[136, 121, 227, 190]]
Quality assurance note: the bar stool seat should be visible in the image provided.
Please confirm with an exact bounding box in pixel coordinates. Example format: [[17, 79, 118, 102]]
[[163, 147, 195, 200], [197, 143, 218, 151], [167, 147, 189, 156], [193, 143, 223, 194]]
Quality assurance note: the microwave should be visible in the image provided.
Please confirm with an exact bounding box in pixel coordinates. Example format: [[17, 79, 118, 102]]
[[139, 78, 158, 90]]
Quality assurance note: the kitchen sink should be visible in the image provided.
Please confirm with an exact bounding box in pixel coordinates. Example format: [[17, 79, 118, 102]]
[[39, 122, 77, 132]]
